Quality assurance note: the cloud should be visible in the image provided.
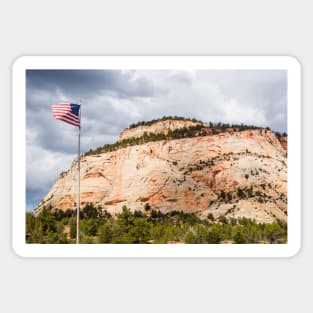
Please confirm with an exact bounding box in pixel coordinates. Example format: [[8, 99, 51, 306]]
[[221, 99, 267, 126], [26, 69, 287, 210], [26, 144, 75, 197]]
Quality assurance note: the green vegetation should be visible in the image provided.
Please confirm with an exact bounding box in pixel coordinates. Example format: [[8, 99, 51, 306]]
[[85, 124, 204, 155], [84, 117, 275, 156], [128, 116, 203, 129], [26, 204, 287, 244], [274, 131, 288, 138]]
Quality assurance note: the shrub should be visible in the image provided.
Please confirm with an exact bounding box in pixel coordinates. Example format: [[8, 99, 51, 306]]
[[25, 205, 287, 244], [227, 193, 232, 202], [232, 226, 247, 244], [237, 188, 245, 198], [207, 224, 223, 243], [220, 190, 226, 200], [185, 231, 197, 244], [207, 213, 215, 221], [144, 203, 151, 212]]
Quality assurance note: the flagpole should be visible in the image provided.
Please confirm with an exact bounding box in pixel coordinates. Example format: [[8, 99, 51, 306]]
[[76, 101, 81, 244]]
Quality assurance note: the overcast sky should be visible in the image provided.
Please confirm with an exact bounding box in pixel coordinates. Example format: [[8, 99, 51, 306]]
[[26, 69, 287, 211]]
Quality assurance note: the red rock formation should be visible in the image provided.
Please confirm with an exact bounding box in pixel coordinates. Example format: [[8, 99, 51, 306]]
[[34, 125, 287, 223]]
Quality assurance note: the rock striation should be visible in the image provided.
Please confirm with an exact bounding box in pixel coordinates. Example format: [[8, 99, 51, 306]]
[[118, 119, 203, 142], [34, 120, 287, 223]]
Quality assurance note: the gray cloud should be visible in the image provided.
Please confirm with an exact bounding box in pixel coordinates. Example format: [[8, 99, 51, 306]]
[[26, 70, 156, 101], [26, 69, 287, 211]]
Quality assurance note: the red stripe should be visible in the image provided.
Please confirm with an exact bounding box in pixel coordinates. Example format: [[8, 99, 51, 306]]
[[51, 106, 70, 110], [52, 113, 71, 118], [54, 113, 79, 123], [56, 118, 80, 126], [67, 112, 79, 119], [53, 111, 79, 121], [51, 105, 71, 109], [56, 116, 80, 127], [52, 106, 70, 109], [52, 109, 71, 115], [55, 114, 80, 124], [52, 111, 71, 115]]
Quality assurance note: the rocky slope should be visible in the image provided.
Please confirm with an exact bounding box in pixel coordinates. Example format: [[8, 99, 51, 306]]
[[34, 121, 288, 223], [118, 119, 203, 141]]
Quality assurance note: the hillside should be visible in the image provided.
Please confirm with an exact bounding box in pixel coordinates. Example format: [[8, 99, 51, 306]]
[[118, 117, 204, 141], [34, 118, 287, 224]]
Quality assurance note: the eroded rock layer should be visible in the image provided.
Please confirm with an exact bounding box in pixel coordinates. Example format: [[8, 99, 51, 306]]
[[34, 127, 287, 223]]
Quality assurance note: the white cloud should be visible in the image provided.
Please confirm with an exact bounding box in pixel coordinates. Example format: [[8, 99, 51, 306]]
[[221, 99, 267, 126], [27, 145, 75, 193], [109, 96, 142, 119]]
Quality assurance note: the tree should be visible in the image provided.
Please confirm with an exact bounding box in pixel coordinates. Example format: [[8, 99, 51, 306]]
[[220, 190, 226, 201], [227, 193, 232, 202], [26, 212, 36, 242], [207, 224, 223, 243], [80, 218, 98, 237], [144, 203, 151, 212], [82, 203, 98, 219], [218, 215, 228, 224], [264, 223, 285, 243], [69, 218, 77, 239], [207, 213, 215, 221], [237, 188, 245, 199], [98, 222, 114, 243], [246, 186, 253, 198], [185, 231, 197, 244], [232, 226, 247, 244], [194, 225, 208, 243], [116, 206, 133, 231], [128, 218, 151, 243]]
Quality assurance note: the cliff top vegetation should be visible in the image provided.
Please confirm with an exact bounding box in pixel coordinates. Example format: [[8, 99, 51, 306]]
[[84, 117, 287, 156]]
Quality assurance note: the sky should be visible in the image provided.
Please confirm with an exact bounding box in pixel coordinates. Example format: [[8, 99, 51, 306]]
[[26, 69, 287, 211]]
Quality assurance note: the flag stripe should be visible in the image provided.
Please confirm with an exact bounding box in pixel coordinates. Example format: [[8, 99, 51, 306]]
[[53, 112, 79, 123], [52, 109, 71, 115], [51, 105, 71, 109], [52, 107, 71, 111], [51, 104, 71, 110], [52, 106, 71, 109], [56, 116, 80, 126]]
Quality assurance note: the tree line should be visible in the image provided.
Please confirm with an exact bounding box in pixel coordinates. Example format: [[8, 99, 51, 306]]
[[85, 119, 278, 156], [128, 116, 203, 129], [26, 204, 287, 244]]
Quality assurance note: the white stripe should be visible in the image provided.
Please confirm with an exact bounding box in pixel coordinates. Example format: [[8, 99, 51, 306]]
[[53, 112, 79, 121], [56, 116, 80, 126], [52, 109, 70, 113], [52, 110, 71, 114], [51, 105, 70, 110]]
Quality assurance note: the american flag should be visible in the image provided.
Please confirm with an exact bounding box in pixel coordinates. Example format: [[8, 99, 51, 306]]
[[51, 103, 80, 127]]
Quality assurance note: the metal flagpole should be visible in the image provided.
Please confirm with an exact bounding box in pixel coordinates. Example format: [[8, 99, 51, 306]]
[[76, 101, 81, 244]]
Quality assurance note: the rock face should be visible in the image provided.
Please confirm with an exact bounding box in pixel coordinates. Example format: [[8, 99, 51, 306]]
[[118, 119, 203, 142], [34, 124, 288, 224], [278, 135, 288, 152]]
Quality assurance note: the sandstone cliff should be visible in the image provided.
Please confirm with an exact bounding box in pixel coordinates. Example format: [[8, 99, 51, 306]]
[[34, 122, 287, 223], [118, 119, 203, 142]]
